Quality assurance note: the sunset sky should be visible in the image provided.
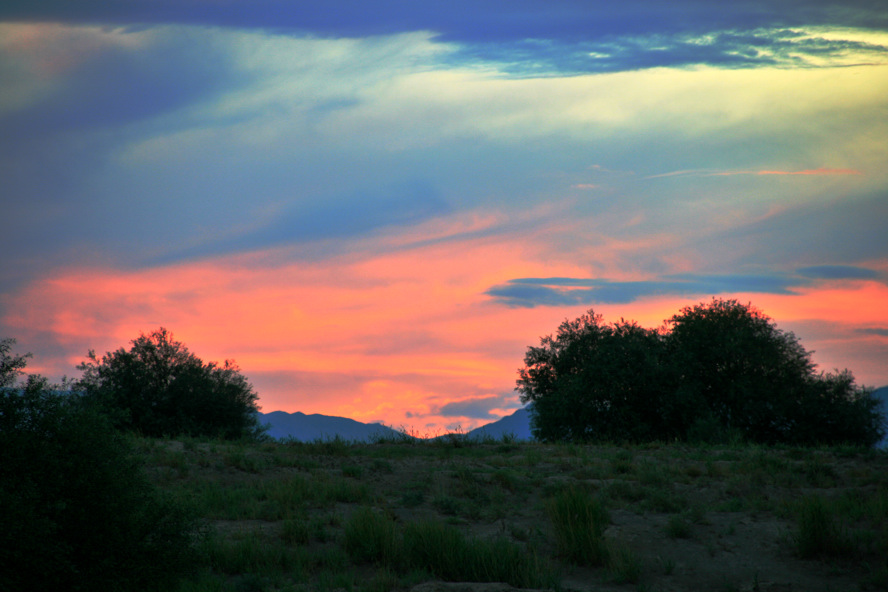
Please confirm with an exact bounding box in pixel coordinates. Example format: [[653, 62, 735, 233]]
[[2, 1, 887, 434]]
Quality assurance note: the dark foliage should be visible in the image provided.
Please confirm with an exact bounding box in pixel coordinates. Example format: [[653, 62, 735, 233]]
[[518, 299, 885, 446], [518, 313, 672, 442], [77, 327, 263, 439], [0, 340, 198, 592]]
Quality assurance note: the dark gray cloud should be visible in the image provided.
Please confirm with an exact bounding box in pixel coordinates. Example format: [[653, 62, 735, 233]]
[[2, 1, 885, 77], [453, 28, 888, 75], [858, 328, 888, 337], [486, 273, 805, 307], [3, 1, 884, 40], [797, 265, 881, 280], [437, 394, 514, 419]]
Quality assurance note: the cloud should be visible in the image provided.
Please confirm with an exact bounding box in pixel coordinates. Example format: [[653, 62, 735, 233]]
[[646, 167, 863, 179], [711, 192, 888, 268], [486, 273, 805, 307], [437, 396, 505, 419], [718, 167, 863, 176], [4, 3, 888, 77], [797, 265, 880, 280], [153, 181, 452, 265], [858, 328, 888, 337]]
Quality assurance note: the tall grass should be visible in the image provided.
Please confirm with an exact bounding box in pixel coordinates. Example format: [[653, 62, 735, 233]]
[[547, 485, 610, 565], [342, 509, 559, 589], [793, 495, 853, 559]]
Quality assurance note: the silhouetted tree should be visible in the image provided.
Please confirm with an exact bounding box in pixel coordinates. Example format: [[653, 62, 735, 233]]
[[665, 299, 815, 443], [0, 339, 197, 591], [517, 313, 672, 442], [77, 327, 263, 439], [518, 299, 885, 446]]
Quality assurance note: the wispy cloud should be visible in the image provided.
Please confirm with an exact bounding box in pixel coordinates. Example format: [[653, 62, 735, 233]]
[[647, 167, 863, 179], [718, 168, 863, 176]]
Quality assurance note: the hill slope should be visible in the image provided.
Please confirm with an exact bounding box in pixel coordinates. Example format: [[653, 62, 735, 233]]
[[258, 411, 404, 442], [465, 407, 533, 441]]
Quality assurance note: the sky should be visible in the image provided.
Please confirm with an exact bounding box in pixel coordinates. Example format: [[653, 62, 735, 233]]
[[1, 1, 887, 435]]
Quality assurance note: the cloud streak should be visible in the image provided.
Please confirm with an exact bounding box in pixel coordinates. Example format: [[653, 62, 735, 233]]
[[486, 273, 810, 308]]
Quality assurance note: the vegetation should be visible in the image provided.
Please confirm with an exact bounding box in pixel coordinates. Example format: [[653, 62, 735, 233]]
[[128, 434, 886, 592], [518, 298, 885, 446], [76, 327, 264, 439], [0, 339, 198, 592], [3, 313, 886, 591]]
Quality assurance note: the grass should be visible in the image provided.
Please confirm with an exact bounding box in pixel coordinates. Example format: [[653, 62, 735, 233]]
[[792, 495, 854, 559], [125, 435, 888, 592], [547, 485, 610, 565]]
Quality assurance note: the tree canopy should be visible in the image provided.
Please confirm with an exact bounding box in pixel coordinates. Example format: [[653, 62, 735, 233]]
[[517, 299, 885, 446], [76, 327, 263, 439], [1, 339, 197, 591]]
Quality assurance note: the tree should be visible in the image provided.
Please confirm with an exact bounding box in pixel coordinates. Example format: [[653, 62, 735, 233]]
[[517, 299, 885, 446], [665, 299, 816, 443], [0, 337, 30, 387], [77, 327, 263, 439], [1, 340, 198, 592], [517, 312, 671, 442]]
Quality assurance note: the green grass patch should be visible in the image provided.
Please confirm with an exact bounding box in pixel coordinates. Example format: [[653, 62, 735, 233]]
[[547, 485, 610, 566]]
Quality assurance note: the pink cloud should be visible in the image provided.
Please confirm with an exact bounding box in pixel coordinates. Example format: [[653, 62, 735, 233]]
[[647, 167, 863, 179], [717, 167, 863, 176]]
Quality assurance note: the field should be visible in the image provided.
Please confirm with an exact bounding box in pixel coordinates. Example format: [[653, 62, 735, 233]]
[[140, 434, 888, 592]]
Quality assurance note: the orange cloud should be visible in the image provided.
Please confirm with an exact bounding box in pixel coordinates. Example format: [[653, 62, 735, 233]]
[[5, 219, 887, 433]]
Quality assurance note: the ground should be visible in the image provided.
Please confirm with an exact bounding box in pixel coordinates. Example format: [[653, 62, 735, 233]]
[[140, 436, 888, 591]]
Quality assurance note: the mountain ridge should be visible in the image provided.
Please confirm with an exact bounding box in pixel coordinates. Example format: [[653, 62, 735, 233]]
[[258, 407, 533, 442]]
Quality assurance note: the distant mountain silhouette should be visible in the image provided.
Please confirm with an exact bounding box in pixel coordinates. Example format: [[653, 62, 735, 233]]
[[258, 407, 534, 442], [258, 411, 405, 442], [464, 407, 533, 441]]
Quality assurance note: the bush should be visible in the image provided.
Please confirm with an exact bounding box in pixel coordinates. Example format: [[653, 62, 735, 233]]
[[518, 314, 671, 442], [76, 327, 264, 439], [0, 340, 198, 592], [518, 299, 885, 446]]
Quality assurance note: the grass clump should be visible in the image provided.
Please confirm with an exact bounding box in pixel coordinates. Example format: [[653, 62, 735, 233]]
[[606, 539, 642, 584], [344, 507, 399, 566], [547, 485, 610, 565], [664, 514, 693, 539], [401, 519, 558, 589], [793, 495, 853, 559], [343, 510, 558, 589]]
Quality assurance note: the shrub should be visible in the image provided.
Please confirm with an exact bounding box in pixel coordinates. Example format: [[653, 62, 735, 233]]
[[0, 344, 198, 591], [76, 328, 264, 439]]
